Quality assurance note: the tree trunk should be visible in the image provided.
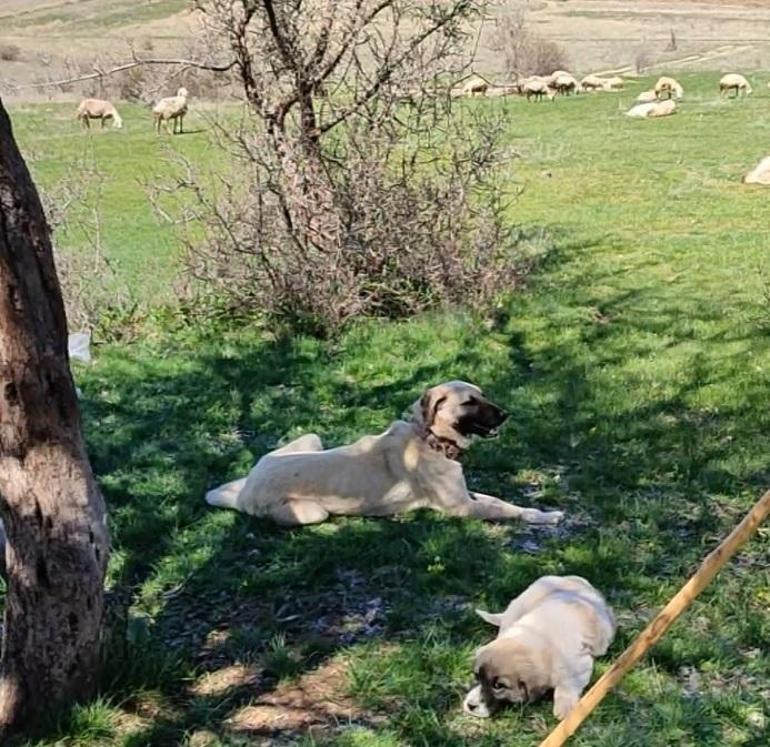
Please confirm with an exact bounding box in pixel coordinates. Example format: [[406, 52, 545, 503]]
[[0, 97, 109, 732]]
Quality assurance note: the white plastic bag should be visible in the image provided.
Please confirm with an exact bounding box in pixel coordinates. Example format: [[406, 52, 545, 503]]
[[68, 332, 91, 399], [67, 332, 91, 364]]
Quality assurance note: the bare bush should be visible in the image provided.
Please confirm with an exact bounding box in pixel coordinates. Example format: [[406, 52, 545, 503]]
[[152, 106, 526, 334], [0, 44, 21, 62], [37, 152, 134, 331], [145, 0, 532, 335], [635, 48, 653, 74], [493, 11, 569, 78]]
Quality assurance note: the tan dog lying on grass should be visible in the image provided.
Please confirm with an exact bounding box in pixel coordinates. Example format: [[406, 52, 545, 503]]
[[464, 575, 615, 720], [205, 381, 564, 526]]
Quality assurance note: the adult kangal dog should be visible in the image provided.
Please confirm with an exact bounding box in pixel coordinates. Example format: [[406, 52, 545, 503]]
[[205, 381, 563, 526], [463, 576, 615, 720]]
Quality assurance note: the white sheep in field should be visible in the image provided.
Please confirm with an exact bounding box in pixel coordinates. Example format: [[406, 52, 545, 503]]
[[522, 78, 556, 101], [580, 74, 607, 92], [625, 99, 677, 118], [743, 156, 770, 185], [603, 76, 625, 90], [654, 76, 683, 100], [76, 98, 122, 129], [635, 89, 658, 104], [551, 72, 579, 96], [485, 84, 519, 98], [152, 87, 189, 134], [719, 73, 752, 97], [547, 70, 572, 85]]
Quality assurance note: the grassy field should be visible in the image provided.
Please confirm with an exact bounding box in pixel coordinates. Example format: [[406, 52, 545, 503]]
[[9, 72, 770, 746]]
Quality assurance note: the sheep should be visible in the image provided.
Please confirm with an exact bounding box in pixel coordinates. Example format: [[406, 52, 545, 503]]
[[457, 75, 490, 97], [522, 78, 556, 102], [603, 76, 625, 90], [580, 74, 608, 92], [485, 84, 519, 98], [547, 70, 572, 85], [654, 76, 683, 100], [719, 73, 752, 98], [152, 87, 189, 134], [635, 89, 658, 104], [743, 156, 770, 185], [625, 100, 677, 118], [551, 72, 579, 96], [75, 98, 123, 129]]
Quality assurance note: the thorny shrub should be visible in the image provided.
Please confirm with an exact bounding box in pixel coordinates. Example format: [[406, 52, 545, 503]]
[[151, 101, 538, 337]]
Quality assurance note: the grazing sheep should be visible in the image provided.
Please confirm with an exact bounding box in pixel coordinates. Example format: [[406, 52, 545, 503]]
[[603, 76, 625, 90], [152, 87, 189, 134], [456, 74, 491, 97], [580, 74, 606, 92], [719, 73, 752, 97], [522, 78, 556, 102], [547, 70, 573, 85], [654, 76, 683, 100], [743, 156, 770, 185], [551, 72, 579, 96], [635, 89, 658, 104], [75, 98, 123, 129], [485, 84, 519, 98], [625, 100, 677, 118]]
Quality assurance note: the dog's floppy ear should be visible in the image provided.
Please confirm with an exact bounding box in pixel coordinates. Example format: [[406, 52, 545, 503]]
[[475, 608, 504, 627], [420, 388, 447, 427]]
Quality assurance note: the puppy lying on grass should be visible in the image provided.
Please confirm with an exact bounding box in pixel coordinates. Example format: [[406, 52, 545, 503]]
[[464, 575, 615, 720]]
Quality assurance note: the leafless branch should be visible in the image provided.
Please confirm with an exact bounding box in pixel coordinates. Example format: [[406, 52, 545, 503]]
[[18, 56, 236, 90]]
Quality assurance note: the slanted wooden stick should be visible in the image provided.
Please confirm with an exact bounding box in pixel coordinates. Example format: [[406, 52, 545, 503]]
[[540, 488, 770, 747]]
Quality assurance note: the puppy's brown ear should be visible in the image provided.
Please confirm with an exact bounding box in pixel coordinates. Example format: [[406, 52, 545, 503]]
[[420, 390, 447, 427], [420, 391, 432, 425]]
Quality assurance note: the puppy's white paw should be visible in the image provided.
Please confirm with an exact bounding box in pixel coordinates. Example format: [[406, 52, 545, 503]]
[[524, 509, 564, 525], [553, 692, 578, 720]]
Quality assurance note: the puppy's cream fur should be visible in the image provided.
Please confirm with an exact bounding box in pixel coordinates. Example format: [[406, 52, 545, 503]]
[[464, 575, 615, 720], [205, 381, 563, 527]]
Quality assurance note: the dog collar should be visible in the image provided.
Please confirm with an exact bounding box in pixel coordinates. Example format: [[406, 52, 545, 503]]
[[425, 429, 463, 461]]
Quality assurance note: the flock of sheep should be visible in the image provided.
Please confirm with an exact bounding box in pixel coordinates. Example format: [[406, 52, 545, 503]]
[[73, 72, 770, 185], [74, 86, 189, 133], [457, 69, 770, 183], [457, 70, 753, 116]]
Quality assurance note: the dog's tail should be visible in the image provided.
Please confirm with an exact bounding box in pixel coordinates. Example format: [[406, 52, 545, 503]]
[[475, 608, 504, 627], [205, 477, 247, 509]]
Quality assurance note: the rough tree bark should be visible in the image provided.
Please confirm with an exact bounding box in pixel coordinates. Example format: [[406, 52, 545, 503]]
[[0, 97, 109, 732]]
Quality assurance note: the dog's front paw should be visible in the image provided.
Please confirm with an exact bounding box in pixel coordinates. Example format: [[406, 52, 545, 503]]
[[553, 690, 578, 720], [524, 509, 564, 525]]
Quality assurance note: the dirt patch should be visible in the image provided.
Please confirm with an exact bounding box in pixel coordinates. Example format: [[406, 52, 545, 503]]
[[226, 658, 378, 736], [191, 664, 262, 698]]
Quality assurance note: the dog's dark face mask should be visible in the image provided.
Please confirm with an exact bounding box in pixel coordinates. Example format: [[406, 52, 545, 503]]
[[454, 396, 508, 438], [464, 645, 550, 718]]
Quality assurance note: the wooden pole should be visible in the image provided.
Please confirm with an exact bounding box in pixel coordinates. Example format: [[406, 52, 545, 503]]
[[539, 488, 770, 747]]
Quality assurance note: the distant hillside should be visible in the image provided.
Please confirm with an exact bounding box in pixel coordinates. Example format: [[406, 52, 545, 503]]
[[2, 0, 769, 100]]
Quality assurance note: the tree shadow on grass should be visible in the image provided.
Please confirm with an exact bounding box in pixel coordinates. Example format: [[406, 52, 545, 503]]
[[17, 230, 770, 744]]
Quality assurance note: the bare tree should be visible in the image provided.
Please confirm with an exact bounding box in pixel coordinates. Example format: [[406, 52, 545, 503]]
[[493, 11, 569, 78], [147, 0, 527, 334], [665, 28, 677, 52], [0, 98, 109, 732]]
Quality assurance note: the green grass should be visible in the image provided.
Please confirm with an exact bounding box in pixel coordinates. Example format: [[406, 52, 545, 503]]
[[6, 0, 189, 30], [12, 102, 223, 304], [9, 72, 770, 746]]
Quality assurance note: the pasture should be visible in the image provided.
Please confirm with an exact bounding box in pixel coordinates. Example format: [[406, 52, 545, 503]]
[[9, 71, 770, 745]]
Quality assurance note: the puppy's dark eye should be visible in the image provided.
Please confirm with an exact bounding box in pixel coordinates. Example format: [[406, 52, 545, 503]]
[[492, 677, 508, 691]]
